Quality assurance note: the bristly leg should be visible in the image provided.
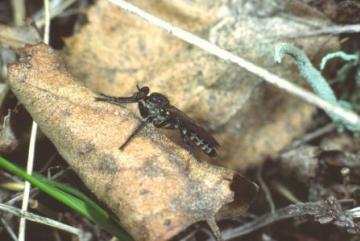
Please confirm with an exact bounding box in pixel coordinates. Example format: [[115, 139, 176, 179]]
[[119, 119, 150, 150]]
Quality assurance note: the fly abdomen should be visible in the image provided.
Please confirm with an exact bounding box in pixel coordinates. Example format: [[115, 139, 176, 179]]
[[181, 128, 216, 156], [200, 143, 216, 157]]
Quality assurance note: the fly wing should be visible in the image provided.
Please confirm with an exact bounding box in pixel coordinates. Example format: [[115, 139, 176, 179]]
[[168, 106, 220, 148]]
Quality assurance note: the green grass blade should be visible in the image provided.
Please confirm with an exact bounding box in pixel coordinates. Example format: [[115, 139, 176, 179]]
[[0, 156, 133, 241], [33, 173, 110, 219]]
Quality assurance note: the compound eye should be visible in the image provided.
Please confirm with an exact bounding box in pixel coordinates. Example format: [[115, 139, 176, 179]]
[[141, 86, 150, 94], [136, 86, 150, 99]]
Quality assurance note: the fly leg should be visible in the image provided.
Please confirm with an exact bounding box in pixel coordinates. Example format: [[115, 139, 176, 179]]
[[119, 118, 151, 150]]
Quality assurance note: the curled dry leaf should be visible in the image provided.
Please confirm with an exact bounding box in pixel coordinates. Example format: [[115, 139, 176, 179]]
[[64, 0, 339, 169], [7, 44, 256, 241]]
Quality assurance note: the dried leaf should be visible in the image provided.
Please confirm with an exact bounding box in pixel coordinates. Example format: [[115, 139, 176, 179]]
[[7, 43, 256, 241]]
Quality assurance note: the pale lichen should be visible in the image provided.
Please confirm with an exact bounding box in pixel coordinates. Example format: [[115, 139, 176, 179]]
[[275, 43, 360, 132]]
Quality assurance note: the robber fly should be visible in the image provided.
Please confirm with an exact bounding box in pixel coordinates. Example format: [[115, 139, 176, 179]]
[[95, 86, 219, 157]]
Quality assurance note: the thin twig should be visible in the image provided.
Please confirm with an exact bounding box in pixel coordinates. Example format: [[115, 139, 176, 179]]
[[257, 164, 275, 213], [1, 218, 18, 241], [43, 0, 51, 45], [107, 0, 360, 128], [221, 204, 307, 240], [6, 168, 68, 206], [17, 110, 37, 241], [347, 207, 360, 219], [281, 24, 360, 38], [0, 181, 24, 191], [289, 123, 337, 149], [18, 1, 50, 241], [271, 180, 302, 204], [34, 0, 77, 28], [222, 197, 359, 240], [11, 0, 26, 27], [0, 169, 22, 182], [0, 203, 81, 236]]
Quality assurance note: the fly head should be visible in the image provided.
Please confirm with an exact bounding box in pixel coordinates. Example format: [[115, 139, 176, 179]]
[[135, 86, 150, 100]]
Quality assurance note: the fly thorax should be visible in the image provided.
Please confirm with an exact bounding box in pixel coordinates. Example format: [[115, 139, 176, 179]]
[[148, 103, 162, 117]]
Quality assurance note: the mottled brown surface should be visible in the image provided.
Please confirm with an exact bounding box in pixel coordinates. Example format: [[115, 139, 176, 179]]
[[64, 0, 339, 169], [7, 44, 256, 241]]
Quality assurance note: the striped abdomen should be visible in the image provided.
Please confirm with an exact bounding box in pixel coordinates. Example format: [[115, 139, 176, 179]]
[[180, 127, 217, 157]]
